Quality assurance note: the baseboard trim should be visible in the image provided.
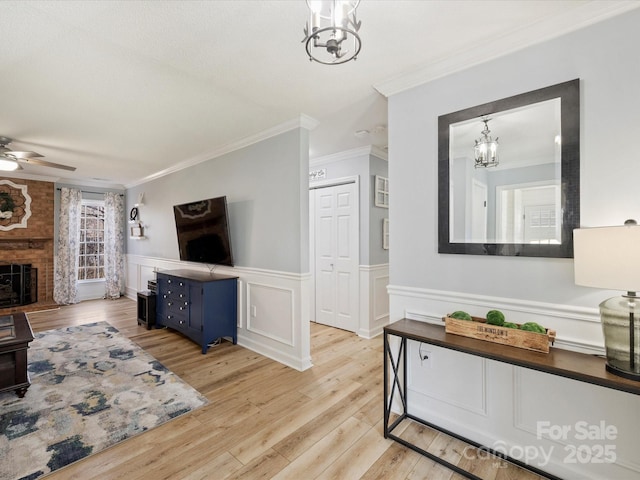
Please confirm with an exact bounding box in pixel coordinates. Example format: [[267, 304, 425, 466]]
[[238, 334, 313, 372]]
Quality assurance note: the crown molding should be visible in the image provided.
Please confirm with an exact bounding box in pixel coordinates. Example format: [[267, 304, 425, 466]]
[[375, 2, 640, 98], [127, 114, 319, 188], [310, 145, 388, 166], [0, 172, 59, 183]]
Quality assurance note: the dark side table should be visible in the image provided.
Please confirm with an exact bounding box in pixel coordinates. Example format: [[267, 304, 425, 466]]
[[0, 312, 34, 398], [137, 290, 156, 330]]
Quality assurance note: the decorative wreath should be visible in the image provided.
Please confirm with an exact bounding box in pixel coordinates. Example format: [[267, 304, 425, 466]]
[[0, 192, 15, 213]]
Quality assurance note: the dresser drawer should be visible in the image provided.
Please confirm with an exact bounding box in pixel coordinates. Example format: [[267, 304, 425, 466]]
[[162, 313, 189, 330], [163, 298, 190, 313], [164, 277, 189, 298]]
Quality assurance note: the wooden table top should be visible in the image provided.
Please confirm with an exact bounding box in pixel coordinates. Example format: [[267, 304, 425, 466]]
[[385, 318, 640, 396], [0, 312, 34, 347]]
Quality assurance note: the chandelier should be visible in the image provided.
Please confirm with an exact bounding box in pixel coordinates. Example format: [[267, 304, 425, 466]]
[[303, 0, 362, 65], [474, 117, 499, 168]]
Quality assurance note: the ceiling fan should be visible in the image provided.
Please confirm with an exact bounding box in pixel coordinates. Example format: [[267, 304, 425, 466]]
[[0, 136, 76, 172]]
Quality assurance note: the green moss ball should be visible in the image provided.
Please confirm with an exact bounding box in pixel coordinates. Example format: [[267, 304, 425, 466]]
[[520, 322, 546, 333], [449, 311, 472, 321], [486, 310, 505, 326]]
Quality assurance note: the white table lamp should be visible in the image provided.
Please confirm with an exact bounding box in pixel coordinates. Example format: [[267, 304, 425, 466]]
[[574, 220, 640, 380]]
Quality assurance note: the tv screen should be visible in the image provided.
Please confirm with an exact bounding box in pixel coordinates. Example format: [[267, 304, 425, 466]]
[[173, 196, 234, 266]]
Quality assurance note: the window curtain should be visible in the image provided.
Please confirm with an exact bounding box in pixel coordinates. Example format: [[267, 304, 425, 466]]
[[53, 187, 82, 305], [104, 192, 125, 299]]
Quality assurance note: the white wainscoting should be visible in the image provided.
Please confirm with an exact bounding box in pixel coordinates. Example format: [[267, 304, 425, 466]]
[[358, 264, 389, 338], [388, 284, 604, 354], [388, 284, 640, 480], [126, 254, 311, 371], [246, 282, 295, 346]]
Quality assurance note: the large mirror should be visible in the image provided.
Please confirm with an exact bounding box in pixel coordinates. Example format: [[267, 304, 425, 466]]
[[438, 79, 580, 257]]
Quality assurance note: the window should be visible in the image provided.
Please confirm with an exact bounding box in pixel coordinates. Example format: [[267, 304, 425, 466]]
[[78, 200, 105, 281]]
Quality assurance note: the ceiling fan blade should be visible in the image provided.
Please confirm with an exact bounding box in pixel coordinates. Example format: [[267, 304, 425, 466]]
[[17, 157, 76, 171], [6, 151, 44, 159]]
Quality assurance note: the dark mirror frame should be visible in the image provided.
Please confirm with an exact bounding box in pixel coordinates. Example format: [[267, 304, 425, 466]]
[[438, 79, 580, 258]]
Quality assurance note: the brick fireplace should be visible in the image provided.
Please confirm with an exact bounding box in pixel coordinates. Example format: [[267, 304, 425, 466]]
[[0, 178, 56, 315]]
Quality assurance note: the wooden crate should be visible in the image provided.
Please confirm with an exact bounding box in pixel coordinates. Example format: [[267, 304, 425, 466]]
[[443, 315, 556, 353]]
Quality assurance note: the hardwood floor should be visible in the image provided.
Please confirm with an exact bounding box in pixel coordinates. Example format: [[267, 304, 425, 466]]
[[24, 298, 545, 480]]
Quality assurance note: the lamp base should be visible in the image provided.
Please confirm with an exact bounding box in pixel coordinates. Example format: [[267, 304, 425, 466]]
[[599, 295, 640, 381], [605, 363, 640, 381]]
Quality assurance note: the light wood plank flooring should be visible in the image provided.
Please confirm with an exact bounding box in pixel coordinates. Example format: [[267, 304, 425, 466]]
[[23, 298, 545, 480]]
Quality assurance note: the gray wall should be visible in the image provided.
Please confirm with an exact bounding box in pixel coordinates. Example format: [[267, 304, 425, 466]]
[[369, 154, 390, 266], [389, 9, 640, 307], [126, 128, 309, 273]]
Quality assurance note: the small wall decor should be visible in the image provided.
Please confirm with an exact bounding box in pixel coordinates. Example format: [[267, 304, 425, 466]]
[[130, 224, 144, 238], [383, 218, 389, 250], [309, 169, 327, 181], [129, 205, 145, 239], [0, 179, 32, 231], [375, 175, 389, 208]]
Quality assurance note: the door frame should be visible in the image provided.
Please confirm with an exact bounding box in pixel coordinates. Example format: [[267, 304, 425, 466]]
[[309, 175, 360, 326], [495, 180, 560, 243]]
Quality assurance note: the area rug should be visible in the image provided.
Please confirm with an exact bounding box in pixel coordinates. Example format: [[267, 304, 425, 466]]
[[0, 321, 208, 480]]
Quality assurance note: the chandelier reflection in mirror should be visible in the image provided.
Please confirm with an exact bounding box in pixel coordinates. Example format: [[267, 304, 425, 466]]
[[303, 0, 362, 65], [474, 117, 499, 168]]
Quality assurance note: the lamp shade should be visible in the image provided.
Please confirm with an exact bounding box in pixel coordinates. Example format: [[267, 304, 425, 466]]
[[574, 224, 640, 292]]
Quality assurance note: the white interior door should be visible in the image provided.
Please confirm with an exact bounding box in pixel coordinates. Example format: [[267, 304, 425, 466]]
[[313, 182, 359, 332]]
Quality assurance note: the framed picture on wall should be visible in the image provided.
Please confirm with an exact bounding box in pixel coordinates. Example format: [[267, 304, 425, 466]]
[[375, 175, 389, 208], [383, 218, 389, 250], [130, 225, 144, 238]]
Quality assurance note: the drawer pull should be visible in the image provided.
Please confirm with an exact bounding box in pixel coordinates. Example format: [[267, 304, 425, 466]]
[[167, 279, 172, 284], [167, 302, 173, 306], [179, 320, 185, 325], [167, 315, 173, 320]]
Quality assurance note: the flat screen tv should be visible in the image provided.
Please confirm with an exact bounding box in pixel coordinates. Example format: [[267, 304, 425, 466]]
[[173, 196, 234, 266]]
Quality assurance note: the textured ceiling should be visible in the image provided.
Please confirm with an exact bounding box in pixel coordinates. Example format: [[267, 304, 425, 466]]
[[0, 1, 636, 188]]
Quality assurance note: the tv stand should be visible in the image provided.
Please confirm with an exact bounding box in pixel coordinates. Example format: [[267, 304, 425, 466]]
[[156, 269, 238, 354]]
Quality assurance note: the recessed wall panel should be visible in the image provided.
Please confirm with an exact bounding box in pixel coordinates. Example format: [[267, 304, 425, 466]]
[[247, 282, 294, 346]]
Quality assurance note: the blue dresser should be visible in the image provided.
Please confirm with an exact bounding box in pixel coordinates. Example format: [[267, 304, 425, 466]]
[[155, 269, 238, 354]]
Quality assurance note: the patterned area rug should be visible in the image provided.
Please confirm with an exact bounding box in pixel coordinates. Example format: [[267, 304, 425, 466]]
[[0, 321, 208, 480]]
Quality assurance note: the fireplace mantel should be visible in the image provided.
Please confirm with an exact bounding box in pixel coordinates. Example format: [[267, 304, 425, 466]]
[[0, 238, 53, 250]]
